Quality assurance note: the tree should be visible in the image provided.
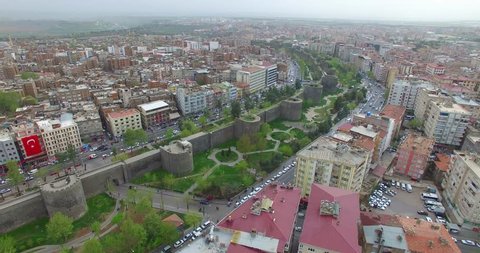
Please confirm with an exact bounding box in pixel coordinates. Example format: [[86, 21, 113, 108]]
[[180, 129, 192, 138], [165, 128, 174, 139], [408, 118, 423, 129], [180, 119, 198, 133], [22, 96, 38, 105], [56, 151, 70, 174], [321, 75, 338, 92], [111, 147, 118, 156], [82, 238, 104, 253], [367, 71, 375, 80], [161, 173, 176, 189], [237, 135, 252, 153], [259, 123, 272, 137], [198, 115, 208, 128], [123, 128, 148, 148], [20, 71, 39, 80], [91, 221, 101, 238], [295, 79, 302, 89], [46, 212, 74, 243], [0, 91, 21, 114], [0, 236, 15, 253], [65, 144, 78, 168], [144, 212, 178, 247], [231, 101, 241, 118], [6, 160, 23, 196], [134, 191, 153, 215], [222, 108, 231, 119], [119, 218, 147, 252], [184, 212, 202, 228], [37, 167, 50, 183], [279, 145, 293, 156], [234, 160, 249, 172]]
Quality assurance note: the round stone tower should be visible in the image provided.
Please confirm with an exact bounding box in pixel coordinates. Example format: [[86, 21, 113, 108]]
[[159, 140, 194, 176], [234, 114, 262, 139], [41, 174, 87, 219], [280, 98, 303, 121]]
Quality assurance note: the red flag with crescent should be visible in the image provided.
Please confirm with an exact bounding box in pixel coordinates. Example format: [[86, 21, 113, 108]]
[[21, 135, 42, 157]]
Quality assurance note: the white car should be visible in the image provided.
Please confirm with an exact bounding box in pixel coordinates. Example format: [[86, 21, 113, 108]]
[[425, 217, 432, 222], [461, 240, 475, 246]]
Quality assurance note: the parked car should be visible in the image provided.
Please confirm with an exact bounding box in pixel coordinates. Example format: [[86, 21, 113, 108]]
[[417, 210, 428, 215], [88, 154, 98, 159], [461, 240, 476, 246], [425, 217, 433, 222]]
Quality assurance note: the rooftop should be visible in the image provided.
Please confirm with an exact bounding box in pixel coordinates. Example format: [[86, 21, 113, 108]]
[[36, 113, 75, 131], [434, 153, 451, 172], [137, 100, 169, 112], [399, 133, 435, 155], [298, 137, 369, 167], [363, 225, 408, 250], [218, 184, 301, 253], [434, 102, 471, 114], [380, 105, 406, 123], [106, 108, 140, 119], [452, 96, 480, 107], [350, 125, 378, 139], [300, 184, 361, 253]]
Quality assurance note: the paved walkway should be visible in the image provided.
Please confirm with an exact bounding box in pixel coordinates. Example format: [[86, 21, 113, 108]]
[[208, 147, 243, 167], [24, 198, 121, 253]]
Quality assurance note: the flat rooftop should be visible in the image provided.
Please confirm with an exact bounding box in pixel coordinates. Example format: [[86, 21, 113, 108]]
[[138, 100, 169, 112], [298, 137, 368, 167]]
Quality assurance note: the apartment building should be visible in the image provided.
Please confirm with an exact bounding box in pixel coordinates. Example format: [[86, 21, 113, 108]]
[[380, 105, 406, 139], [442, 151, 480, 224], [426, 63, 446, 75], [49, 84, 90, 105], [73, 111, 103, 141], [387, 79, 434, 110], [176, 86, 213, 115], [424, 101, 471, 146], [452, 95, 480, 120], [10, 122, 47, 163], [395, 133, 435, 180], [295, 137, 370, 196], [263, 64, 278, 88], [106, 109, 142, 137], [0, 131, 20, 167], [36, 114, 82, 157], [414, 88, 451, 122], [352, 113, 395, 150], [137, 100, 170, 128], [236, 66, 267, 94]]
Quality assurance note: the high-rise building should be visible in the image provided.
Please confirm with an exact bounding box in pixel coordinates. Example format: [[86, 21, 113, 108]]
[[22, 81, 38, 98], [137, 100, 170, 128], [442, 151, 480, 224], [426, 63, 446, 75], [236, 66, 267, 94], [387, 80, 434, 110], [176, 86, 213, 115], [395, 133, 435, 180], [0, 131, 20, 168], [36, 114, 82, 157], [414, 88, 451, 122], [263, 64, 278, 88], [424, 101, 471, 146], [295, 137, 370, 196], [106, 109, 142, 137]]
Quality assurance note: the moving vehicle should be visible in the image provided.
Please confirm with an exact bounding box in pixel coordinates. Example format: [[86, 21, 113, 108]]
[[88, 154, 98, 159]]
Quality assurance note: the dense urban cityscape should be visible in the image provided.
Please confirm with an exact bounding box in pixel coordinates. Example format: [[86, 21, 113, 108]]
[[0, 1, 480, 253]]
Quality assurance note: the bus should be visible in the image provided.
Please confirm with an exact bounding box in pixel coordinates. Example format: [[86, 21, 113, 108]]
[[421, 192, 439, 201]]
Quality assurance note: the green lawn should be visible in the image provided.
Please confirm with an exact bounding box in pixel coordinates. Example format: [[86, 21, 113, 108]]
[[215, 150, 239, 162], [172, 175, 202, 193], [5, 193, 115, 252], [73, 193, 116, 230], [131, 170, 170, 185], [193, 151, 216, 174], [245, 151, 284, 173], [131, 169, 200, 193], [250, 139, 277, 152], [271, 132, 291, 142], [290, 128, 306, 139], [269, 119, 290, 131], [195, 165, 255, 198]]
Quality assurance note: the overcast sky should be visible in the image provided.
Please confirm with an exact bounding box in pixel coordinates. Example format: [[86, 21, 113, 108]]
[[1, 0, 479, 21]]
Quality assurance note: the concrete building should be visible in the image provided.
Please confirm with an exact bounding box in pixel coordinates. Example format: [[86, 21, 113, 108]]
[[395, 133, 435, 180], [414, 88, 451, 122], [353, 113, 395, 150], [298, 184, 361, 253], [10, 122, 47, 164], [217, 184, 301, 253], [452, 95, 480, 120], [236, 66, 267, 94], [442, 151, 480, 224], [176, 86, 213, 115], [295, 137, 370, 196], [362, 225, 408, 253], [22, 81, 38, 98], [387, 80, 434, 110], [36, 114, 82, 157], [73, 111, 103, 141], [0, 131, 20, 167], [49, 84, 90, 105], [263, 64, 278, 88], [137, 100, 170, 128], [105, 108, 142, 138], [461, 134, 480, 154], [424, 101, 471, 146], [426, 63, 446, 75]]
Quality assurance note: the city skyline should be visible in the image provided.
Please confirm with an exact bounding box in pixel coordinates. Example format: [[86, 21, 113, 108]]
[[1, 0, 479, 22]]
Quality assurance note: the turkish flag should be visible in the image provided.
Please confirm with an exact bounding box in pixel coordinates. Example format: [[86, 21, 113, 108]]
[[21, 135, 42, 157]]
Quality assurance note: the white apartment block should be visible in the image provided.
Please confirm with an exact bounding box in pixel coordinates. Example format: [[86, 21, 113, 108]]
[[442, 151, 480, 224], [236, 66, 267, 94], [106, 109, 142, 137], [424, 101, 471, 146], [0, 131, 20, 165], [387, 80, 434, 110], [36, 114, 82, 157], [294, 137, 370, 196], [264, 64, 278, 88], [176, 87, 213, 115]]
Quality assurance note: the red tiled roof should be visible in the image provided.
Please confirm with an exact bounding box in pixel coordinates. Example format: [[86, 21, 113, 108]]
[[434, 153, 451, 172], [299, 184, 361, 253], [360, 212, 401, 227], [352, 136, 375, 151], [218, 184, 301, 253], [397, 216, 461, 253], [162, 214, 184, 228], [337, 123, 354, 133], [380, 105, 406, 123], [371, 165, 387, 178]]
